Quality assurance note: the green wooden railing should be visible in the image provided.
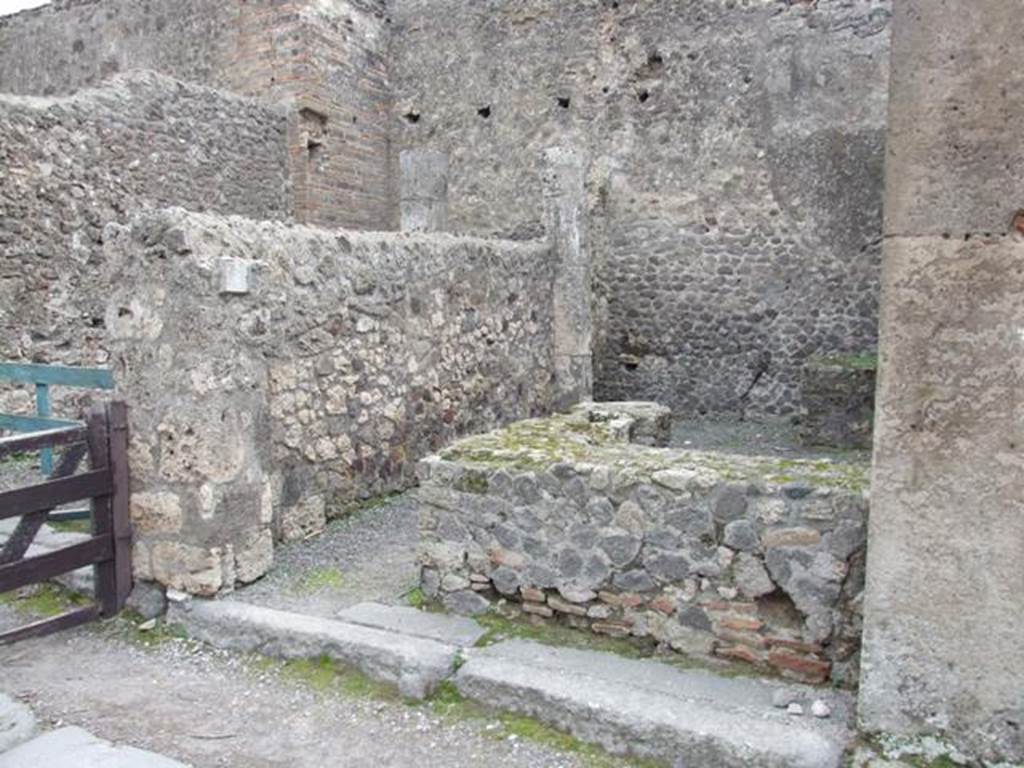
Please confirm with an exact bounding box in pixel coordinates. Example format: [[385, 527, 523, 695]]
[[0, 363, 116, 502]]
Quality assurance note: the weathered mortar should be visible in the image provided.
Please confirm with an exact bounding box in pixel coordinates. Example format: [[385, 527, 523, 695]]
[[417, 404, 870, 686], [391, 0, 891, 417], [101, 208, 557, 594], [0, 70, 290, 371]]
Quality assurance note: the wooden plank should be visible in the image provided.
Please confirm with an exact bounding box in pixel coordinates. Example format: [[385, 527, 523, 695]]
[[88, 406, 117, 617], [0, 468, 111, 522], [0, 414, 80, 433], [0, 363, 115, 390], [0, 536, 111, 593], [0, 426, 87, 460], [0, 442, 87, 565], [0, 604, 100, 646], [107, 402, 132, 611], [107, 403, 134, 614]]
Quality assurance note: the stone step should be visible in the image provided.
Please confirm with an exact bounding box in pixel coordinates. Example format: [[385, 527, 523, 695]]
[[336, 601, 486, 647], [0, 726, 188, 767], [0, 693, 36, 754], [169, 599, 458, 699], [455, 639, 855, 768]]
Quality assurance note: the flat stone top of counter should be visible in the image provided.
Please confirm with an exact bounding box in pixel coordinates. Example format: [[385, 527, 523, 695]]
[[428, 412, 870, 495]]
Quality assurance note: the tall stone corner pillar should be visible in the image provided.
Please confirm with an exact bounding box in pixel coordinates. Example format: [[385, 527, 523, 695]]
[[858, 1, 1024, 763], [542, 146, 593, 411], [400, 149, 449, 233]]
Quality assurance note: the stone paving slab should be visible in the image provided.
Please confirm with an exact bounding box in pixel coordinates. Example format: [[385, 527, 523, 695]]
[[456, 639, 855, 768], [0, 693, 35, 754], [336, 602, 486, 647], [0, 726, 189, 767], [170, 599, 458, 699]]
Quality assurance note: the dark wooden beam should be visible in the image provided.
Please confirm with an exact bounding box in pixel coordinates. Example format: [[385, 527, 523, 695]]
[[0, 468, 111, 523], [0, 427, 87, 461], [0, 536, 112, 594], [0, 605, 100, 646]]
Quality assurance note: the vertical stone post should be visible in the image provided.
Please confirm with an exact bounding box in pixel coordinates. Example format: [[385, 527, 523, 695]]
[[543, 146, 593, 410], [859, 2, 1024, 762], [400, 150, 449, 232]]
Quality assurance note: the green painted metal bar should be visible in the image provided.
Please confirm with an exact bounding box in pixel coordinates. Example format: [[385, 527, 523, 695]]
[[35, 383, 52, 475], [0, 414, 80, 432], [0, 363, 114, 479], [0, 363, 115, 390]]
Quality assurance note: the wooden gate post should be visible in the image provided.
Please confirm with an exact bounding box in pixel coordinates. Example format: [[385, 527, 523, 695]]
[[88, 402, 132, 617]]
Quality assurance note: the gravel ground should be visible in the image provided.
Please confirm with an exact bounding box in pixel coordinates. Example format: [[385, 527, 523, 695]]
[[0, 602, 23, 634], [0, 453, 45, 493], [670, 417, 870, 464], [227, 495, 420, 618], [0, 619, 614, 768]]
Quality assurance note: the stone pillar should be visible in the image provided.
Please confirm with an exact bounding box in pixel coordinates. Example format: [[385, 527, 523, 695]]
[[543, 146, 593, 410], [859, 2, 1024, 763], [400, 150, 449, 232]]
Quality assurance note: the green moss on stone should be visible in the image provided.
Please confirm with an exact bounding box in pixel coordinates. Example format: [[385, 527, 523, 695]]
[[438, 412, 871, 494], [253, 654, 405, 702], [0, 583, 91, 618], [428, 681, 663, 767], [330, 490, 402, 518], [811, 353, 878, 371], [454, 470, 490, 494], [476, 612, 651, 658], [295, 567, 346, 594], [440, 414, 615, 471], [99, 613, 192, 650]]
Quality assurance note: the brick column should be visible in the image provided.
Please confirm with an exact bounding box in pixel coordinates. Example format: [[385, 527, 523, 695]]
[[400, 150, 449, 232], [542, 146, 593, 410], [859, 1, 1024, 762]]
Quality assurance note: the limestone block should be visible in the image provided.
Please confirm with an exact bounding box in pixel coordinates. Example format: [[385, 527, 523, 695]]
[[279, 495, 326, 542], [130, 492, 183, 536], [884, 2, 1024, 236], [234, 528, 274, 584], [578, 401, 672, 446], [860, 235, 1024, 762], [218, 257, 252, 295], [156, 411, 247, 484], [149, 541, 224, 597]]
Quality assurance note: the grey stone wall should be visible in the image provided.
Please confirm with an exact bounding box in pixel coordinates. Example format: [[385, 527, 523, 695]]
[[799, 357, 876, 450], [859, 1, 1024, 762], [418, 406, 870, 686], [0, 0, 238, 97], [391, 0, 891, 416], [0, 71, 290, 375], [0, 0, 396, 231], [101, 208, 556, 594]]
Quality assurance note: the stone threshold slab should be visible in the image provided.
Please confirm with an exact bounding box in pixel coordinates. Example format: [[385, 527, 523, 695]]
[[172, 598, 854, 765], [169, 599, 459, 699], [0, 726, 188, 768], [336, 601, 487, 647], [0, 693, 36, 754], [455, 639, 855, 768]]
